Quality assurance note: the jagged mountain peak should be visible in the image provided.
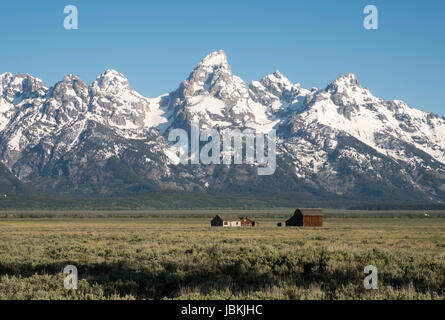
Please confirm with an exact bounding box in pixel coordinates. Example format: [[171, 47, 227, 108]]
[[0, 73, 46, 87], [61, 73, 82, 82], [0, 72, 13, 81], [249, 69, 307, 106], [1, 53, 445, 201], [3, 73, 44, 83], [263, 70, 289, 82], [306, 73, 375, 111], [338, 72, 358, 81], [49, 74, 88, 101], [0, 73, 47, 103], [171, 50, 248, 111], [185, 50, 233, 86], [260, 70, 300, 91], [329, 73, 362, 90], [187, 50, 232, 82], [197, 50, 230, 69], [52, 73, 86, 90], [92, 69, 132, 95], [101, 69, 127, 78], [268, 70, 293, 83]]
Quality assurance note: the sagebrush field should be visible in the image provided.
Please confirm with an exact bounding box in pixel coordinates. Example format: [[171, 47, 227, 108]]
[[0, 210, 444, 300]]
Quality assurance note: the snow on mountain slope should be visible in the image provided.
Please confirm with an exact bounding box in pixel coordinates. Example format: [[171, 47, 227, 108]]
[[88, 69, 169, 133], [0, 73, 48, 132], [295, 73, 445, 166], [0, 69, 172, 184], [0, 72, 47, 104], [0, 50, 444, 199], [166, 50, 281, 132], [250, 70, 309, 108], [247, 70, 310, 131], [0, 69, 171, 165], [0, 100, 13, 131]]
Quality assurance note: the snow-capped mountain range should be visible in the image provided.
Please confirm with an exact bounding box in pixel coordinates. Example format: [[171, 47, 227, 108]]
[[1, 50, 445, 201]]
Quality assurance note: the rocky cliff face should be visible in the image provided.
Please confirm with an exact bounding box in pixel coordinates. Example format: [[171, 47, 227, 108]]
[[0, 51, 444, 201], [0, 161, 28, 194]]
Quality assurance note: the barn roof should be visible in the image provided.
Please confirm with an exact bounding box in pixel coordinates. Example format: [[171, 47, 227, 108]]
[[216, 214, 240, 221], [296, 208, 323, 216]]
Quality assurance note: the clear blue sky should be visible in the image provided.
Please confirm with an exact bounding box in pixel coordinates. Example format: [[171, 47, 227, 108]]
[[1, 0, 444, 115]]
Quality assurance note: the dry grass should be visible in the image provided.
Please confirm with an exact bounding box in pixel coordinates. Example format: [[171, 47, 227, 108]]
[[0, 214, 444, 300]]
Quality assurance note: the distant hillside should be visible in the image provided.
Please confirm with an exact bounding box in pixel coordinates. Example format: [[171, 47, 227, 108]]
[[0, 191, 444, 211]]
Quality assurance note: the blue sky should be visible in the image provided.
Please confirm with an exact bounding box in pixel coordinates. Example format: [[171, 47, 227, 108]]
[[1, 0, 444, 115]]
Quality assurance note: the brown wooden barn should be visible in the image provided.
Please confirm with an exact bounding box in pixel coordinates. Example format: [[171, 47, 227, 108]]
[[241, 217, 259, 227], [211, 214, 241, 227], [286, 208, 323, 227]]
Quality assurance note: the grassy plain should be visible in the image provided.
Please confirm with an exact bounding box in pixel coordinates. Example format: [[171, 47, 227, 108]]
[[0, 210, 444, 300]]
